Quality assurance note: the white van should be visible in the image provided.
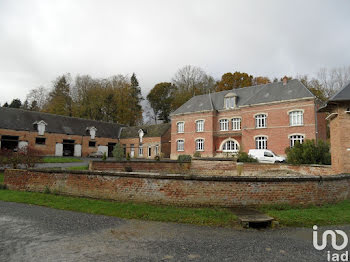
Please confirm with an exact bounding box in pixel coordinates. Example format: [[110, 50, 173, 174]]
[[248, 149, 286, 163]]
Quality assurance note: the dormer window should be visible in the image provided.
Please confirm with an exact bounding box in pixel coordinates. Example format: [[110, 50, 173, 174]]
[[33, 120, 47, 136], [86, 126, 97, 139], [224, 93, 237, 109]]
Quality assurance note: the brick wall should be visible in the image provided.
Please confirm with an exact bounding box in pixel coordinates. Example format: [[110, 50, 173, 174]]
[[4, 169, 350, 206], [0, 128, 119, 157], [90, 159, 333, 176]]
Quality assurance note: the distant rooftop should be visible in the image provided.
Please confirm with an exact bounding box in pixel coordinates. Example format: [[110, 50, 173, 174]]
[[171, 79, 314, 116], [319, 81, 350, 112]]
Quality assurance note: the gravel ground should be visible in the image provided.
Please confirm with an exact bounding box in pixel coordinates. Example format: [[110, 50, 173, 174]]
[[0, 201, 349, 262]]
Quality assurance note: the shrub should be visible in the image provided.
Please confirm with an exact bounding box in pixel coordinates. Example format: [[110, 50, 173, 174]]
[[237, 151, 257, 163], [102, 152, 107, 161], [126, 153, 131, 161], [0, 146, 42, 169], [154, 155, 160, 161], [113, 143, 124, 161], [177, 154, 192, 162], [193, 151, 201, 158], [285, 139, 331, 165]]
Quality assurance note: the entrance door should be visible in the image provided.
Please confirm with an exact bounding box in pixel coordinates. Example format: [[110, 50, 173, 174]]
[[62, 139, 75, 156], [55, 143, 63, 156], [108, 143, 116, 157]]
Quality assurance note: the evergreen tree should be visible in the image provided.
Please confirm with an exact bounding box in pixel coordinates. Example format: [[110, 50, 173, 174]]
[[2, 102, 8, 107], [9, 99, 22, 108], [44, 74, 73, 116]]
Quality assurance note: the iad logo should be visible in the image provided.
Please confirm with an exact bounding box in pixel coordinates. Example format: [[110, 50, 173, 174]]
[[313, 225, 349, 261]]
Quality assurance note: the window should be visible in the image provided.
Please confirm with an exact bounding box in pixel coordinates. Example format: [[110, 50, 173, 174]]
[[130, 144, 135, 157], [290, 135, 304, 147], [224, 93, 237, 109], [225, 97, 235, 109], [88, 141, 96, 147], [289, 111, 303, 126], [177, 122, 184, 133], [195, 139, 204, 151], [122, 144, 126, 156], [264, 151, 273, 157], [177, 140, 184, 151], [35, 137, 46, 145], [155, 145, 159, 155], [148, 146, 152, 157], [139, 144, 143, 156], [222, 140, 239, 153], [196, 120, 204, 132], [255, 114, 267, 128], [232, 118, 241, 130], [255, 136, 267, 149], [219, 119, 229, 131]]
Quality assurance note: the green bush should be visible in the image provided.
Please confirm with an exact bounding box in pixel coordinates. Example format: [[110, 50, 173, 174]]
[[237, 151, 257, 163], [154, 155, 160, 161], [102, 152, 107, 161], [126, 153, 131, 161], [193, 151, 201, 158], [177, 154, 192, 162], [285, 139, 331, 165], [113, 143, 125, 161]]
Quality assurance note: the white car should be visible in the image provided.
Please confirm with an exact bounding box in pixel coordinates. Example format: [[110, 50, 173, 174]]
[[248, 149, 286, 163]]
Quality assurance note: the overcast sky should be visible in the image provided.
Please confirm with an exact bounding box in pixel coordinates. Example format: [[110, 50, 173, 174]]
[[0, 0, 349, 105]]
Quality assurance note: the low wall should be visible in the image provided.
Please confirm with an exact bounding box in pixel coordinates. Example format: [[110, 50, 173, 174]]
[[90, 159, 333, 176], [4, 169, 350, 207]]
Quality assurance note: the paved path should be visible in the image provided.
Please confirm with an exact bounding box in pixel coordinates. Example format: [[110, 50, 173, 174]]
[[0, 201, 349, 262]]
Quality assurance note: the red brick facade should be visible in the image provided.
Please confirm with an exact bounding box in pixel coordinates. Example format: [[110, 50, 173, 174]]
[[171, 98, 327, 159]]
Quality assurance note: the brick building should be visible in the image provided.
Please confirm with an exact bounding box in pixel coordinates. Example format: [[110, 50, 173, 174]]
[[0, 107, 170, 158], [319, 81, 350, 174], [119, 123, 171, 159], [170, 78, 327, 159]]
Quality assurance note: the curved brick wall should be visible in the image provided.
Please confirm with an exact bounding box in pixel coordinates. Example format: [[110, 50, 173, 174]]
[[4, 169, 350, 206]]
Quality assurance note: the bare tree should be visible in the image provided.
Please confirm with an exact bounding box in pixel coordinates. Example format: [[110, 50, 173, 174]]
[[317, 66, 350, 98], [26, 86, 49, 111]]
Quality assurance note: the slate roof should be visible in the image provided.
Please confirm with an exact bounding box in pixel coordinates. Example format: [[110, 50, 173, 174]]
[[0, 107, 124, 139], [171, 80, 314, 116], [120, 123, 171, 139], [328, 81, 350, 102], [318, 81, 350, 112]]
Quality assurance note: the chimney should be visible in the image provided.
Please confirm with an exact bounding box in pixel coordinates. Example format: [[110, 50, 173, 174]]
[[282, 76, 288, 86]]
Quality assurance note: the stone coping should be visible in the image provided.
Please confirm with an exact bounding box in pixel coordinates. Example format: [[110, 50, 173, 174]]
[[91, 159, 191, 164], [13, 168, 350, 183]]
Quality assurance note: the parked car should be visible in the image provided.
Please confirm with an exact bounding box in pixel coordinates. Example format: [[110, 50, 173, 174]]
[[248, 149, 286, 163], [88, 151, 104, 158]]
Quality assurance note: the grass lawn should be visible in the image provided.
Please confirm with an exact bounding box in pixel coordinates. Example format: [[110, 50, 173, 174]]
[[41, 157, 83, 163], [259, 201, 350, 227], [0, 189, 238, 227], [66, 165, 89, 171]]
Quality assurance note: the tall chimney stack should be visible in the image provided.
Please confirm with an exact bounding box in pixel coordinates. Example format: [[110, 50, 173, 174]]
[[282, 76, 288, 86]]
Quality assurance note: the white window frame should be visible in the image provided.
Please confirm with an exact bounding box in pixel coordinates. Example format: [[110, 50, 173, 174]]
[[232, 118, 241, 131], [195, 139, 204, 152], [289, 110, 304, 126], [177, 140, 184, 151], [177, 122, 184, 133], [289, 134, 304, 147], [255, 136, 267, 149], [155, 145, 159, 155], [196, 120, 204, 132], [139, 144, 143, 156], [225, 97, 236, 109], [219, 119, 229, 131], [255, 114, 267, 128], [221, 140, 239, 153]]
